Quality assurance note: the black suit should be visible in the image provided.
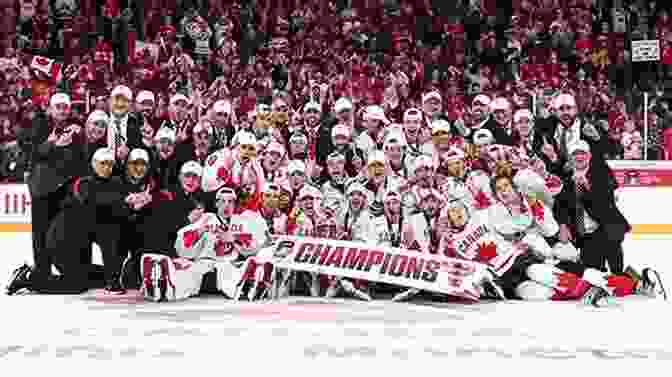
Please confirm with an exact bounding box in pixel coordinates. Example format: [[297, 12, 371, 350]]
[[481, 118, 516, 146], [532, 115, 619, 180], [111, 112, 147, 175], [26, 112, 88, 265], [553, 158, 631, 274]]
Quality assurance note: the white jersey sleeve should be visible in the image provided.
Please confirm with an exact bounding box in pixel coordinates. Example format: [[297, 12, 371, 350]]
[[230, 210, 270, 256]]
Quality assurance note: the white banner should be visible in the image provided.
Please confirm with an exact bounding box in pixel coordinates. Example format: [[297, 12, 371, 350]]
[[631, 40, 660, 62], [0, 184, 31, 224], [271, 236, 486, 300]]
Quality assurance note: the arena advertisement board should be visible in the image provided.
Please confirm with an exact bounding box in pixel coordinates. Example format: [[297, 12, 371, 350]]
[[0, 184, 31, 232], [607, 160, 672, 187]]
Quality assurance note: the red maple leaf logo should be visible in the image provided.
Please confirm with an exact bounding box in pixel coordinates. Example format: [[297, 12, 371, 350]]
[[182, 230, 200, 249], [473, 190, 491, 209], [476, 241, 497, 263], [528, 199, 545, 223], [217, 166, 231, 182]]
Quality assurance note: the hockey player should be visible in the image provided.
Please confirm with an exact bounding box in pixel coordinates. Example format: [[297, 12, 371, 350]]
[[402, 155, 436, 216], [259, 182, 288, 235], [314, 214, 373, 301], [439, 147, 492, 210], [141, 187, 273, 302], [401, 188, 444, 254], [320, 151, 350, 223], [342, 181, 376, 243], [260, 141, 287, 183], [356, 150, 404, 216], [355, 105, 390, 159]]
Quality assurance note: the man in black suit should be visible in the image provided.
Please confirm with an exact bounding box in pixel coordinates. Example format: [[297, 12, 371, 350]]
[[480, 97, 516, 146], [24, 93, 89, 268], [553, 140, 630, 274], [106, 85, 146, 173], [532, 93, 619, 180]]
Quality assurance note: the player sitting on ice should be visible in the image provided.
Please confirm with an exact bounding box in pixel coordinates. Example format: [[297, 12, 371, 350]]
[[140, 187, 274, 302], [441, 174, 663, 306]]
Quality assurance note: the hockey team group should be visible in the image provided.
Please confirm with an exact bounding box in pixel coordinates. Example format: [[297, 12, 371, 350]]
[[4, 86, 668, 308]]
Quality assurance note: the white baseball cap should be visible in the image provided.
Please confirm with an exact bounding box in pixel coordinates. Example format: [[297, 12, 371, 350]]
[[489, 97, 510, 111], [367, 150, 386, 166], [553, 93, 577, 109], [422, 91, 442, 103], [136, 90, 155, 103], [568, 140, 591, 155], [473, 129, 494, 146], [331, 124, 351, 138], [472, 94, 491, 106], [50, 93, 71, 107], [431, 119, 451, 134], [334, 97, 353, 113], [362, 105, 390, 124], [235, 131, 257, 147], [213, 100, 231, 114], [287, 160, 306, 175], [403, 108, 423, 123], [170, 93, 191, 105], [180, 160, 203, 176], [111, 85, 133, 101], [87, 110, 109, 124], [92, 147, 115, 163], [154, 127, 176, 143], [128, 148, 150, 162], [303, 101, 321, 113]]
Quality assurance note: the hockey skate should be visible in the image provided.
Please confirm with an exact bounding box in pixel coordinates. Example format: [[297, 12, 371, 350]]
[[120, 253, 141, 290], [273, 269, 293, 299], [480, 269, 506, 301], [638, 268, 667, 300], [142, 260, 166, 302], [5, 263, 31, 296], [340, 279, 372, 301], [309, 272, 320, 297], [391, 288, 421, 302], [582, 285, 612, 307], [325, 278, 342, 299], [104, 278, 126, 295]]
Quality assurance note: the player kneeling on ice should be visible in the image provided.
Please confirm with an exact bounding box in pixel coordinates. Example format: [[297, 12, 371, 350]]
[[140, 187, 274, 302]]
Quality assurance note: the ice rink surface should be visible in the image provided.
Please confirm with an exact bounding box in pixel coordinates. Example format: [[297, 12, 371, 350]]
[[1, 232, 672, 374]]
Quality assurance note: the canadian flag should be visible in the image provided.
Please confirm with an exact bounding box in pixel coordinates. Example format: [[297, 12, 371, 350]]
[[30, 55, 62, 83]]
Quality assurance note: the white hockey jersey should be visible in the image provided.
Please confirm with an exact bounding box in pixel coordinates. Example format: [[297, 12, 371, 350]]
[[437, 210, 526, 276]]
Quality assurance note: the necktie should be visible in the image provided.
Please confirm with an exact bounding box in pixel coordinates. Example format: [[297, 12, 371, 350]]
[[575, 180, 586, 238], [115, 120, 125, 152], [559, 126, 569, 158]]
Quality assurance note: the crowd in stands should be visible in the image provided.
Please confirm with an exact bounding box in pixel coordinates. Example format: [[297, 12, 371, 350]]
[[2, 0, 672, 183]]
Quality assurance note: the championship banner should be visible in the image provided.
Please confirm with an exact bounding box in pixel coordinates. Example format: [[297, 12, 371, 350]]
[[271, 236, 486, 300], [608, 160, 672, 187]]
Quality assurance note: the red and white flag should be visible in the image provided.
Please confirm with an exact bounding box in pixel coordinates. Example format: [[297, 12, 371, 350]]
[[30, 55, 62, 82]]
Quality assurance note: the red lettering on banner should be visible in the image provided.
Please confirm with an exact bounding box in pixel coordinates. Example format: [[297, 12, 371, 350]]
[[364, 250, 384, 272], [405, 257, 424, 280], [325, 247, 345, 268], [294, 243, 314, 263], [343, 248, 368, 270]]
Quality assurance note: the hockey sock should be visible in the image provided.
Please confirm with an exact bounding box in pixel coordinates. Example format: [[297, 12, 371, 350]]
[[606, 274, 636, 297]]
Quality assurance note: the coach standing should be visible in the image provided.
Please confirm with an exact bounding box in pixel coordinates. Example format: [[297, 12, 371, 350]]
[[25, 93, 88, 268]]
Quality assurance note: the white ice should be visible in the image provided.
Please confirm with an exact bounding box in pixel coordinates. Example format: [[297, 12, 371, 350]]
[[0, 232, 671, 372]]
